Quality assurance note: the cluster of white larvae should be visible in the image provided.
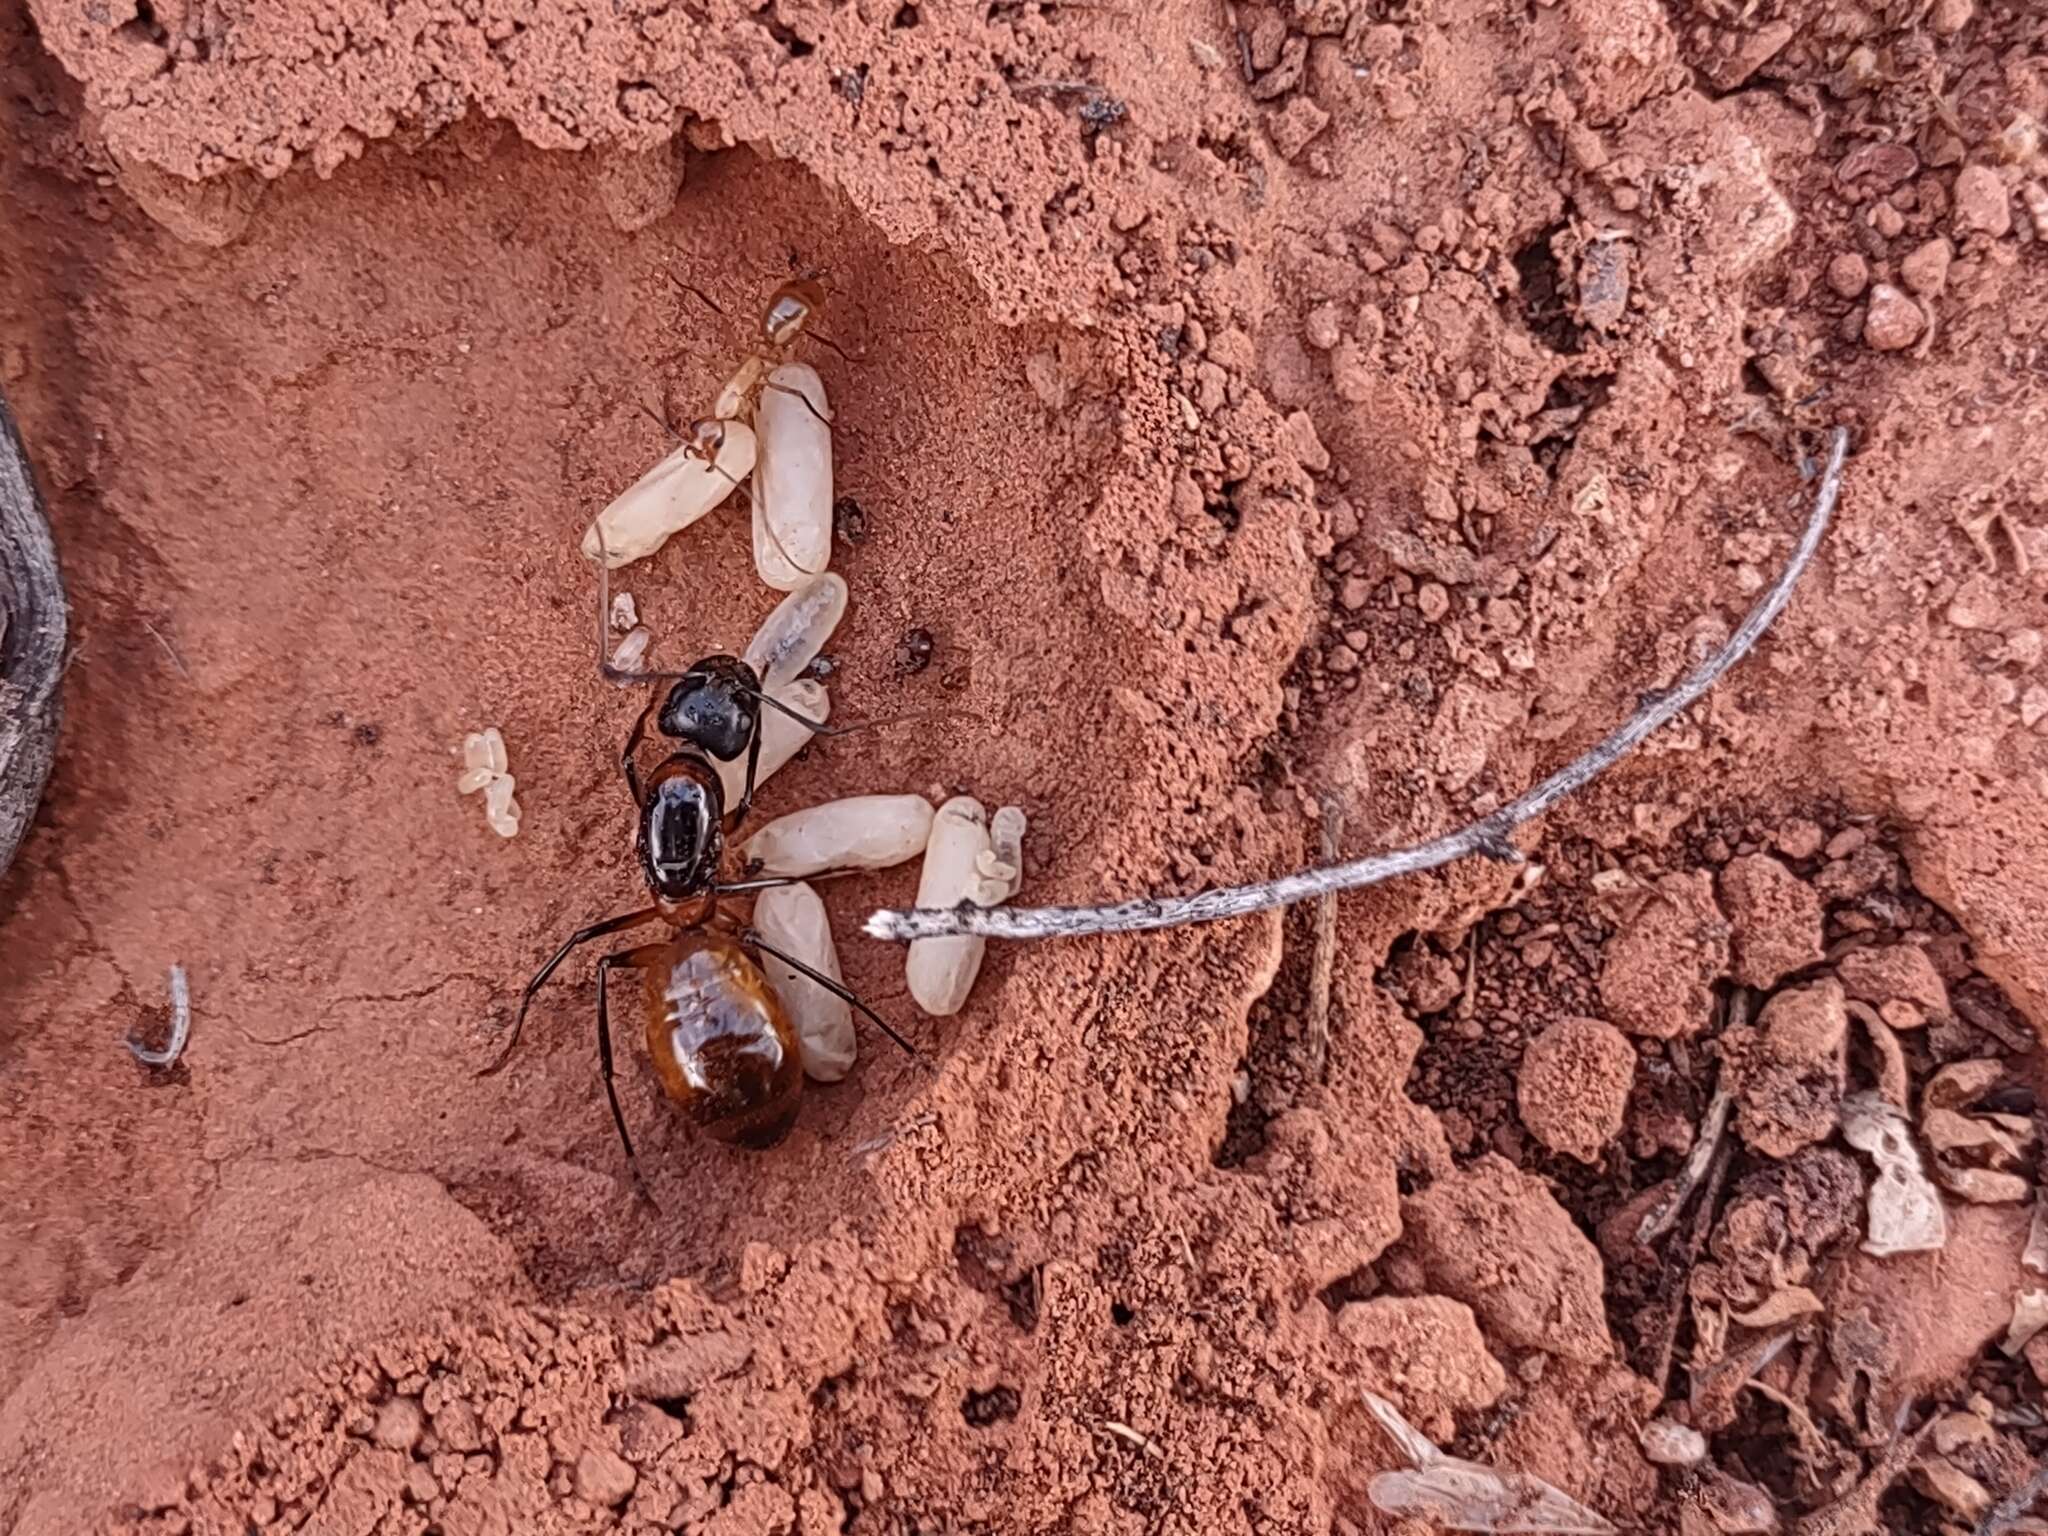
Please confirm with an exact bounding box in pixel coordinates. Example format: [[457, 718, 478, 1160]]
[[456, 728, 520, 838], [581, 289, 1028, 1078]]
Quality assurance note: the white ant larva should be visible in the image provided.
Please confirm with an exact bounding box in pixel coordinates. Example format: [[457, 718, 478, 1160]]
[[744, 572, 848, 691], [750, 362, 835, 590], [741, 793, 936, 878], [753, 880, 858, 1083], [583, 418, 757, 569]]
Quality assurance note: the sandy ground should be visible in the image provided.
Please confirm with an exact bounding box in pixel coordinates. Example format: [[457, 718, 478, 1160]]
[[3, 0, 2048, 1530]]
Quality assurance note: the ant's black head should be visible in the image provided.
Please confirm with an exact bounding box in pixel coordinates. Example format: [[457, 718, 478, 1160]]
[[638, 760, 725, 905], [657, 656, 761, 763]]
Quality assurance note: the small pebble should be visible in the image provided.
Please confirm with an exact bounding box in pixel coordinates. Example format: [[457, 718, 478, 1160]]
[[1303, 302, 1345, 350], [609, 592, 639, 632], [374, 1398, 426, 1452], [1824, 826, 1865, 860], [1954, 163, 2012, 238], [2021, 685, 2048, 730], [1640, 1419, 1707, 1467], [1948, 573, 2000, 630], [1862, 284, 1925, 351], [1417, 582, 1450, 622], [1825, 251, 1869, 299], [1869, 200, 1905, 239], [1776, 818, 1824, 860], [1899, 236, 1952, 296], [574, 1446, 637, 1508]]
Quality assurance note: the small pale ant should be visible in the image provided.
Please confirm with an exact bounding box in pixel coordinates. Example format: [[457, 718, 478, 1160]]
[[636, 276, 839, 580], [480, 524, 917, 1184]]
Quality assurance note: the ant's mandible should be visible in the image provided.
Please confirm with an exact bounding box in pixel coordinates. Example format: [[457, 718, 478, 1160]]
[[478, 524, 915, 1186]]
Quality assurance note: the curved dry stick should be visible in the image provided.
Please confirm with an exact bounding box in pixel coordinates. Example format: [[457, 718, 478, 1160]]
[[126, 964, 192, 1067], [866, 427, 1851, 944], [0, 386, 67, 887]]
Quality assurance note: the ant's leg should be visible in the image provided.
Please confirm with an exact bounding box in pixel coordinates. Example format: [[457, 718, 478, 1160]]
[[715, 869, 862, 897], [761, 377, 833, 431], [620, 698, 659, 805], [742, 927, 921, 1061], [479, 907, 660, 1076], [594, 946, 668, 1204], [723, 725, 764, 835]]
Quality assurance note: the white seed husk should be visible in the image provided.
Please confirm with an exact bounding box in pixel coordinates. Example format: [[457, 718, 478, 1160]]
[[753, 882, 856, 1083], [751, 363, 833, 590], [481, 727, 508, 775], [610, 624, 653, 671], [745, 572, 848, 693], [743, 794, 934, 877], [583, 423, 757, 569], [456, 766, 496, 795]]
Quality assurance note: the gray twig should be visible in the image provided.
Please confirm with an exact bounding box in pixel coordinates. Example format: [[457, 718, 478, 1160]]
[[1977, 1461, 2048, 1536], [126, 964, 192, 1067], [1304, 794, 1343, 1084], [865, 427, 1851, 944]]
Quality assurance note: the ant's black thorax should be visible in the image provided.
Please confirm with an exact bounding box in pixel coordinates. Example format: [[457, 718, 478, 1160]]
[[638, 754, 726, 907]]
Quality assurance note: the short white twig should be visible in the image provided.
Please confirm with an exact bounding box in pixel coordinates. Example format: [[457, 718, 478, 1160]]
[[126, 964, 191, 1067], [865, 427, 1850, 944]]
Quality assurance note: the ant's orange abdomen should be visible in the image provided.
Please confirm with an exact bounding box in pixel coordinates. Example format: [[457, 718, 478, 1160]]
[[642, 930, 802, 1149]]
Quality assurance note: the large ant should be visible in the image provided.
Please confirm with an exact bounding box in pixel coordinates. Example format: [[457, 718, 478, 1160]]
[[479, 526, 915, 1184]]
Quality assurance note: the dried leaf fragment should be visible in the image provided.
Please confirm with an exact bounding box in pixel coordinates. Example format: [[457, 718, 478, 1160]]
[[1362, 1390, 1618, 1535], [1841, 1092, 1947, 1256], [1731, 1286, 1824, 1330]]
